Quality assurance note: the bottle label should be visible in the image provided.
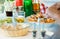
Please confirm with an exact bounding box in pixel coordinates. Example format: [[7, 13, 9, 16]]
[[16, 0, 23, 6]]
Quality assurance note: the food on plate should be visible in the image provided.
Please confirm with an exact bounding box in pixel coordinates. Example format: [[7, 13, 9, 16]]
[[28, 16, 37, 22], [0, 19, 5, 25], [5, 17, 12, 23], [28, 13, 44, 22], [40, 18, 55, 23], [36, 13, 44, 18], [15, 17, 24, 23], [1, 23, 29, 36]]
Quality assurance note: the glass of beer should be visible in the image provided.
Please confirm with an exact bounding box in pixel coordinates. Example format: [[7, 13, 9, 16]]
[[33, 0, 40, 12]]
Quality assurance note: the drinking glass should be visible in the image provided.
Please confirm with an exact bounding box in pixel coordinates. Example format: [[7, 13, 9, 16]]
[[15, 11, 25, 23], [33, 0, 40, 13]]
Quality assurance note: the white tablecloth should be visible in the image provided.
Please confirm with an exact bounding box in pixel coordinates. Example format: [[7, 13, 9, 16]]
[[0, 13, 60, 39], [0, 29, 33, 39], [0, 29, 54, 39]]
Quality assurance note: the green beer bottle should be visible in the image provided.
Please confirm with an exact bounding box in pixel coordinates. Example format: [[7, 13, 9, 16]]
[[24, 0, 34, 17]]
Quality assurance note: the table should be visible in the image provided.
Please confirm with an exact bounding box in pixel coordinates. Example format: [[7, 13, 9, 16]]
[[0, 29, 54, 39], [0, 13, 60, 39]]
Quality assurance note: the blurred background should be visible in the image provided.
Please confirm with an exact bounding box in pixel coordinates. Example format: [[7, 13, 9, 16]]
[[0, 0, 5, 13]]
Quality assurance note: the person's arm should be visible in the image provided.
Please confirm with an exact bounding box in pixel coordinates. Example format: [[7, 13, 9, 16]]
[[47, 2, 60, 25]]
